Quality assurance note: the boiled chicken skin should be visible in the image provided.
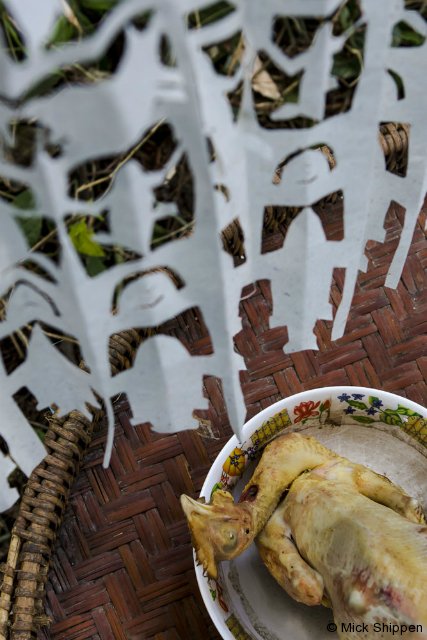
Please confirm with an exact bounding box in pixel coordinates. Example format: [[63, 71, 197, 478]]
[[181, 433, 427, 639], [258, 458, 427, 639]]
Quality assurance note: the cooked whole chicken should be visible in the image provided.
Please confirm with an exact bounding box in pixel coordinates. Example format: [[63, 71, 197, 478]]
[[181, 433, 427, 639]]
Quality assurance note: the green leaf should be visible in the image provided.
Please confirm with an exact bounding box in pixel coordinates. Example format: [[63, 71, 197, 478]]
[[392, 21, 425, 47], [15, 216, 42, 247], [80, 0, 119, 9], [69, 220, 105, 257], [347, 400, 368, 410], [383, 413, 403, 426], [387, 70, 405, 100], [35, 428, 46, 442], [336, 0, 360, 31], [368, 396, 380, 406], [351, 415, 375, 424], [47, 16, 77, 46], [338, 6, 351, 30], [1, 10, 26, 56], [396, 404, 422, 417], [13, 189, 35, 210], [85, 256, 106, 276], [24, 71, 64, 101], [210, 483, 222, 500], [331, 54, 360, 81], [188, 2, 235, 28]]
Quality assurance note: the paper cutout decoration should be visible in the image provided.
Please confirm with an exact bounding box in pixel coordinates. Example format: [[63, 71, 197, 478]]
[[0, 0, 426, 511]]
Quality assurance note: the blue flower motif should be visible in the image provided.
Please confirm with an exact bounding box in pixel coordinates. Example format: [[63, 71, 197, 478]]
[[345, 406, 356, 414], [338, 393, 351, 402], [352, 393, 364, 400], [246, 446, 258, 461], [367, 407, 377, 415], [371, 398, 383, 408]]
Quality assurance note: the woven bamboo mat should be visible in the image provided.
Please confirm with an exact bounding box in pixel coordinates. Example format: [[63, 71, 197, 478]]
[[38, 199, 427, 640]]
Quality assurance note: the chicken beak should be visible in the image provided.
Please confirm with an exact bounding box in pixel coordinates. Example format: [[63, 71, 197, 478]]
[[180, 494, 218, 579], [180, 494, 212, 518]]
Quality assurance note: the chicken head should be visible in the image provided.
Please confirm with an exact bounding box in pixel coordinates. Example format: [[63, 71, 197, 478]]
[[180, 489, 253, 579]]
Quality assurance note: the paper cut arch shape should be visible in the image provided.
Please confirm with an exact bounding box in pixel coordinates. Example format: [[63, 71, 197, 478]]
[[11, 325, 99, 417], [273, 146, 337, 205], [113, 270, 188, 328], [6, 282, 58, 328], [278, 147, 335, 183], [120, 334, 210, 432]]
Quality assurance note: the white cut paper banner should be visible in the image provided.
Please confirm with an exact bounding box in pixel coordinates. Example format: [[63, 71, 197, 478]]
[[0, 0, 426, 511]]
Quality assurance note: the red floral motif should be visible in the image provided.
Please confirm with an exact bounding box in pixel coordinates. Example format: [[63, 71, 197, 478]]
[[293, 400, 321, 423]]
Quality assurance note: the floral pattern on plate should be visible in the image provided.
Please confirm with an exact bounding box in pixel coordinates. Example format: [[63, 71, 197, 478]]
[[338, 393, 427, 445]]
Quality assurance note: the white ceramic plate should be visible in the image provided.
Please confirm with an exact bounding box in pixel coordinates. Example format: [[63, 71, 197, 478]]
[[194, 386, 427, 640]]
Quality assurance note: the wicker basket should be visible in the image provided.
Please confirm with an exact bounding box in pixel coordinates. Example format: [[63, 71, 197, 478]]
[[0, 123, 413, 639]]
